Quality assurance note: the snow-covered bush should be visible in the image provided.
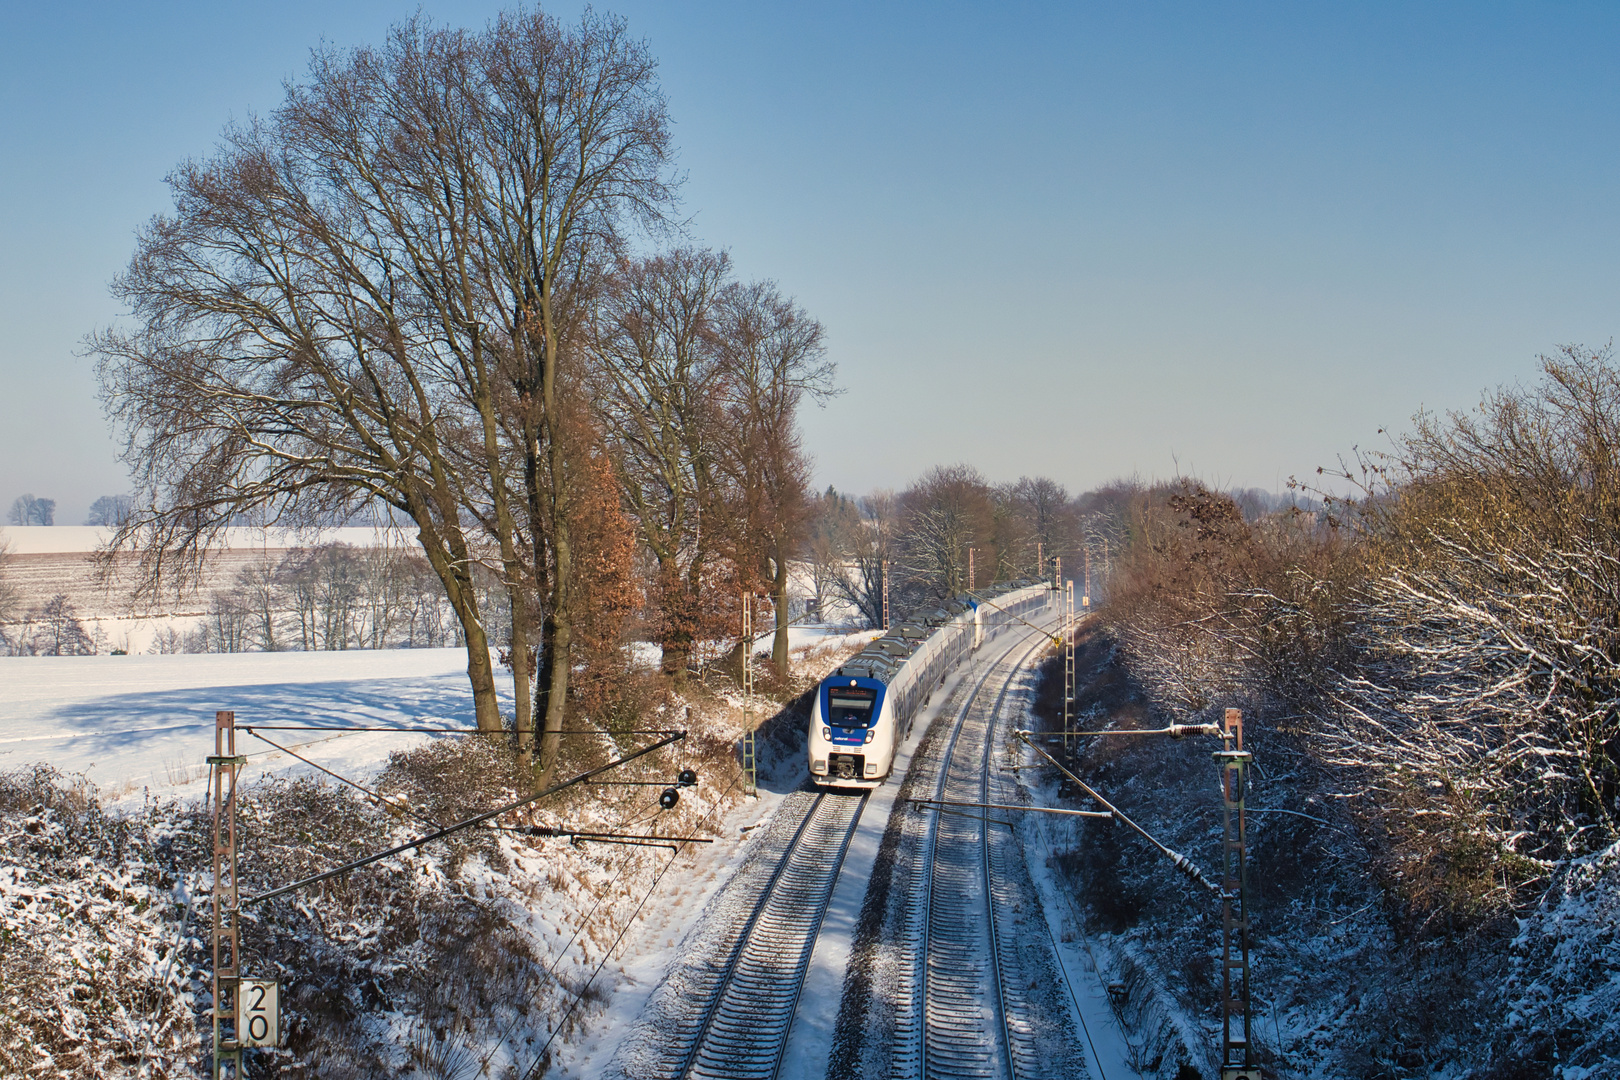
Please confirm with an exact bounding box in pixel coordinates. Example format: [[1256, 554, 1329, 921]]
[[1498, 838, 1620, 1078], [0, 704, 753, 1080], [0, 766, 203, 1078]]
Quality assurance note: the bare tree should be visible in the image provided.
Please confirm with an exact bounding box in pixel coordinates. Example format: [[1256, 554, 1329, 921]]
[[33, 595, 93, 656], [895, 465, 995, 601], [804, 486, 862, 621], [91, 8, 675, 770], [831, 490, 897, 628], [1316, 345, 1620, 858], [589, 248, 731, 679], [197, 589, 251, 653], [85, 495, 133, 527], [235, 560, 283, 652], [473, 10, 677, 784], [999, 476, 1081, 577], [7, 495, 54, 526], [712, 278, 834, 674], [0, 537, 19, 653]]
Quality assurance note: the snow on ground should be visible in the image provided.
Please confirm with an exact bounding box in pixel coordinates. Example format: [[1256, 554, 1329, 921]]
[[0, 634, 879, 821], [1009, 698, 1142, 1080], [555, 780, 799, 1077], [0, 648, 514, 804], [0, 625, 862, 806]]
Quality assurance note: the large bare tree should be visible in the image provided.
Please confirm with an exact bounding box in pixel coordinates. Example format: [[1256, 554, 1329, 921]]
[[91, 8, 674, 768], [831, 490, 897, 627]]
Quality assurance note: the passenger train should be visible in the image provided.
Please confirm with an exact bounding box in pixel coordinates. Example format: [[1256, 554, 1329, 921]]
[[808, 581, 1053, 786]]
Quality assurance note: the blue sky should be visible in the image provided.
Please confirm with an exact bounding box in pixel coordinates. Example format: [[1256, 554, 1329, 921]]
[[4, 2, 1619, 522]]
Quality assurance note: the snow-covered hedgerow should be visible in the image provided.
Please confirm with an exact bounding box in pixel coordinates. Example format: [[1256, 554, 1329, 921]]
[[0, 765, 203, 1078], [0, 711, 753, 1080]]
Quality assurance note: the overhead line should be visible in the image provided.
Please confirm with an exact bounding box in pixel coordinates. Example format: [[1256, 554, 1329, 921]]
[[241, 730, 686, 906], [1016, 730, 1221, 895]]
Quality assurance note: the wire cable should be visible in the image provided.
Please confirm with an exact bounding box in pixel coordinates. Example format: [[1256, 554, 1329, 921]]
[[518, 766, 748, 1080], [241, 731, 685, 906], [243, 729, 445, 829]]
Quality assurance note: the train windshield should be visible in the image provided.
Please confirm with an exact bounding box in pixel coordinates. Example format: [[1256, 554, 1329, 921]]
[[827, 687, 877, 727]]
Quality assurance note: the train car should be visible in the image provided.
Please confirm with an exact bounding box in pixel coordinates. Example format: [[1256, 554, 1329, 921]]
[[808, 580, 1052, 786]]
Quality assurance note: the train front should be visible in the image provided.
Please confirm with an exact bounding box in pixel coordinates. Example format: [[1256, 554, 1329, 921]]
[[808, 673, 892, 786]]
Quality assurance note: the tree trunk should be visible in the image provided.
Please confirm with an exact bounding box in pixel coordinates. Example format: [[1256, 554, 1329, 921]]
[[534, 298, 573, 791], [506, 582, 534, 762], [536, 474, 573, 789], [771, 551, 791, 677], [461, 613, 504, 733], [422, 544, 502, 732], [658, 555, 693, 681]]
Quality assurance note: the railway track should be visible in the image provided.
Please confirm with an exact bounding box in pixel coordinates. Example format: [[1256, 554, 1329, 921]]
[[612, 788, 867, 1080], [892, 620, 1091, 1080], [618, 613, 1090, 1080]]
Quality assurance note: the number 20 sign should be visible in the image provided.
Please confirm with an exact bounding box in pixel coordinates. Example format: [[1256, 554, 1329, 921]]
[[236, 980, 279, 1048]]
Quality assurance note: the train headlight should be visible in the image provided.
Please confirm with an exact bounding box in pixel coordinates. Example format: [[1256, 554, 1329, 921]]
[[864, 729, 875, 744], [822, 726, 831, 740]]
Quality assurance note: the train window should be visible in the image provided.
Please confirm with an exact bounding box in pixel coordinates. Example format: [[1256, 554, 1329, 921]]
[[828, 687, 876, 727]]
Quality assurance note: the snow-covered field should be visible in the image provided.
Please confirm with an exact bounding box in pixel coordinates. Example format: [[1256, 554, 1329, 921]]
[[0, 648, 514, 804]]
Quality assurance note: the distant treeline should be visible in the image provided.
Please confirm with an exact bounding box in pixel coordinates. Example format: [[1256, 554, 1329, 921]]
[[0, 541, 469, 657]]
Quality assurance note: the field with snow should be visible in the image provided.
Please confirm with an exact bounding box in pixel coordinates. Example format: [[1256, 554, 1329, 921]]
[[0, 648, 513, 804]]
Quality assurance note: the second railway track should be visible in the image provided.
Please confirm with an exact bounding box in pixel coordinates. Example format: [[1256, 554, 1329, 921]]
[[891, 619, 1093, 1080]]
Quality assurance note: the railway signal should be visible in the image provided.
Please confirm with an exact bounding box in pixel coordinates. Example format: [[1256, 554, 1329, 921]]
[[236, 980, 279, 1048]]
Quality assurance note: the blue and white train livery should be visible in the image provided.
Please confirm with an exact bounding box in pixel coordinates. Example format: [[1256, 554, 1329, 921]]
[[808, 581, 1052, 786]]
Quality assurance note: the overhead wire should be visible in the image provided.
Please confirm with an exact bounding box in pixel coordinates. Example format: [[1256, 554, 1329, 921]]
[[227, 710, 720, 1074], [243, 728, 445, 829], [518, 765, 749, 1080], [241, 731, 686, 906]]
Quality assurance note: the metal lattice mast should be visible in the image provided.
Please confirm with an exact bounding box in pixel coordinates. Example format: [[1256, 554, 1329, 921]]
[[881, 558, 890, 630], [1084, 544, 1092, 608], [1216, 708, 1256, 1078], [741, 595, 757, 797], [210, 710, 245, 1079], [1063, 580, 1076, 748]]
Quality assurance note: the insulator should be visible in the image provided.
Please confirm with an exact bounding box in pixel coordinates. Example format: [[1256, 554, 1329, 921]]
[[677, 768, 698, 787], [658, 788, 680, 810]]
